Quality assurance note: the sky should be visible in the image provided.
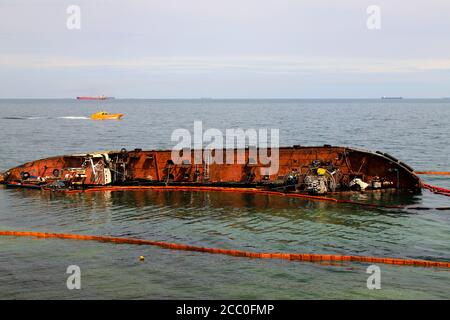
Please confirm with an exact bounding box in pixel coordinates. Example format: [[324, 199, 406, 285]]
[[0, 0, 449, 98]]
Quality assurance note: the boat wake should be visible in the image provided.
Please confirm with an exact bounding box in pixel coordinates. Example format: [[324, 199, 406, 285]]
[[57, 116, 90, 120], [2, 116, 46, 120], [2, 116, 90, 120]]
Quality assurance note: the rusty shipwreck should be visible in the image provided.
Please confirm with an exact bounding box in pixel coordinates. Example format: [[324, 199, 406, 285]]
[[0, 146, 422, 195]]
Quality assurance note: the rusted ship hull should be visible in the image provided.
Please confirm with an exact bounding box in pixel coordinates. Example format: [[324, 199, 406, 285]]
[[0, 146, 422, 194]]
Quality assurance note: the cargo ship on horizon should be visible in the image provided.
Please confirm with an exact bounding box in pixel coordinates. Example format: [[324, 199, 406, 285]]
[[76, 95, 114, 100], [381, 96, 403, 100]]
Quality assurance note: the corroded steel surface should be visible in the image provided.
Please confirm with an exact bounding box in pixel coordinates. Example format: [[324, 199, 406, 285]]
[[0, 146, 422, 193]]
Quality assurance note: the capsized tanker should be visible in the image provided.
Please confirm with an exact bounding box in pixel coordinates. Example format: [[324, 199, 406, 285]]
[[0, 146, 422, 194]]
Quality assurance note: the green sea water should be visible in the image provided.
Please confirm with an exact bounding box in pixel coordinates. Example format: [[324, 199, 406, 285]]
[[0, 99, 449, 299]]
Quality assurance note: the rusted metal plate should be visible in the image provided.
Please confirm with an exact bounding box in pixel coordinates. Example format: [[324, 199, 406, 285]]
[[0, 146, 422, 193]]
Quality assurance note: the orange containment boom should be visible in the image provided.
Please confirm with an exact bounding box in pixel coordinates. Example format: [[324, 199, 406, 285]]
[[69, 185, 406, 209], [422, 183, 450, 197], [1, 231, 449, 269], [415, 171, 450, 176], [61, 185, 450, 210]]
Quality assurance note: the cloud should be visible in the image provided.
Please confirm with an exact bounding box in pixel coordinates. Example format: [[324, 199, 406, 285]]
[[2, 55, 450, 75], [1, 1, 450, 97]]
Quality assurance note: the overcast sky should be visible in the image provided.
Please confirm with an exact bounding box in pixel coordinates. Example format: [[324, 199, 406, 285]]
[[0, 0, 449, 98]]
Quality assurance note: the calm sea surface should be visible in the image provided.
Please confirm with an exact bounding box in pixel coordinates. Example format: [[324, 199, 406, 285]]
[[0, 99, 449, 299]]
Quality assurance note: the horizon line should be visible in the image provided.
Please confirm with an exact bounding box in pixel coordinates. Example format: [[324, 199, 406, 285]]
[[1, 97, 450, 100]]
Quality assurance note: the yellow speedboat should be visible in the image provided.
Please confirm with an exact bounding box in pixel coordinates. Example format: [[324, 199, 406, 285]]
[[90, 111, 124, 120]]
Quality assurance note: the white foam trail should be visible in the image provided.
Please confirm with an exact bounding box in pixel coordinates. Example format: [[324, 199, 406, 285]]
[[2, 116, 45, 120], [57, 116, 90, 120]]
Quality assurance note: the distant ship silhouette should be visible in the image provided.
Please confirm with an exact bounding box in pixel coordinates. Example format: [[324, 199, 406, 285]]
[[381, 96, 403, 100], [76, 95, 114, 100]]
